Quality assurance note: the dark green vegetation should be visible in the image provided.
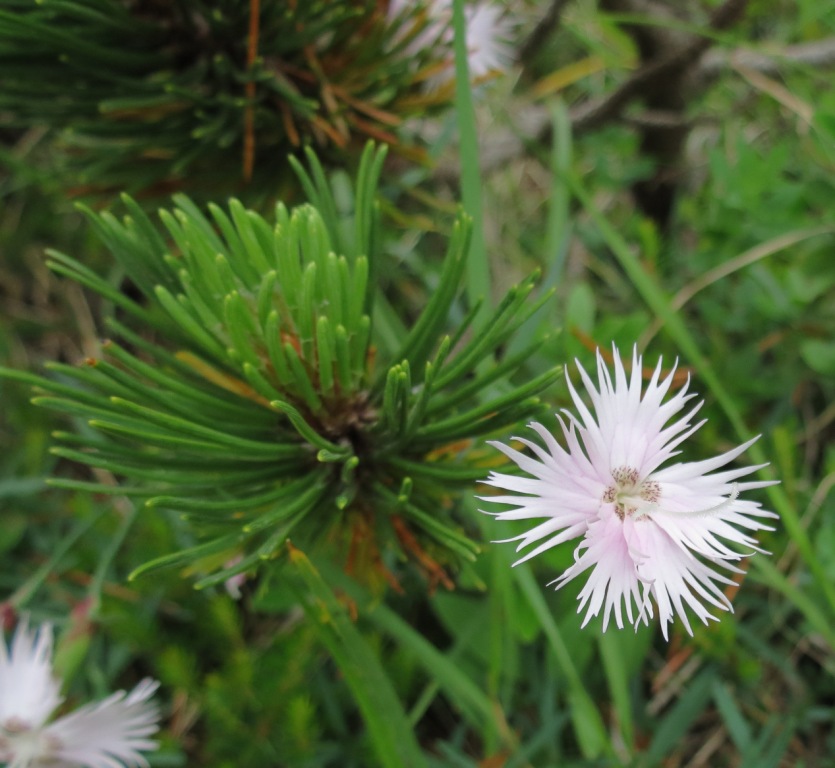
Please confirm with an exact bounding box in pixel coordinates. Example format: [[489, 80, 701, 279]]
[[2, 1, 835, 766], [0, 0, 451, 198]]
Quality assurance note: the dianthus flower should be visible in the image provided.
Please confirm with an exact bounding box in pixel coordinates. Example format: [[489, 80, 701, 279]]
[[387, 0, 513, 88], [0, 618, 160, 768], [481, 347, 778, 639]]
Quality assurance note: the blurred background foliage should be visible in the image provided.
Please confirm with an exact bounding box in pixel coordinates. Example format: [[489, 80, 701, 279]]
[[2, 0, 835, 766], [0, 0, 459, 200]]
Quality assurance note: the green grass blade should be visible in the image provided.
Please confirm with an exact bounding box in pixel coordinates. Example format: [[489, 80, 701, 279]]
[[598, 630, 635, 752], [513, 566, 612, 759], [712, 680, 752, 753], [452, 0, 489, 321], [545, 101, 572, 286], [645, 669, 716, 763], [319, 560, 511, 747], [288, 546, 428, 768]]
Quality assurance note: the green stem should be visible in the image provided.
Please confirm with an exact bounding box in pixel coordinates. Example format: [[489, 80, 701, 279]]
[[452, 0, 490, 321]]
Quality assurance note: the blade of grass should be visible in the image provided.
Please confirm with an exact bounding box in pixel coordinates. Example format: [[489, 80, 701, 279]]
[[712, 680, 752, 753], [87, 497, 141, 617], [485, 547, 514, 757], [502, 101, 572, 360], [645, 668, 716, 763], [287, 545, 428, 768], [10, 500, 107, 609], [317, 559, 511, 749], [452, 0, 489, 321], [545, 100, 572, 287], [639, 226, 835, 349], [406, 609, 483, 728], [598, 630, 635, 753], [740, 715, 797, 768], [513, 566, 613, 759]]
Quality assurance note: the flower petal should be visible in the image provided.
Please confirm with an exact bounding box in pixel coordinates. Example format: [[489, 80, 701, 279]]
[[551, 511, 646, 632], [627, 522, 735, 640], [45, 679, 160, 768], [0, 620, 62, 730]]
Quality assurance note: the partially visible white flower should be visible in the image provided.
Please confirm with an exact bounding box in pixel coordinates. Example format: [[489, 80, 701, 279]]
[[0, 619, 62, 741], [481, 346, 778, 640], [0, 619, 160, 768], [387, 0, 514, 89], [461, 3, 514, 81]]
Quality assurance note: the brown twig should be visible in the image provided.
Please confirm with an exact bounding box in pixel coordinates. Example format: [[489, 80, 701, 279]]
[[391, 515, 454, 591], [243, 0, 261, 182], [701, 35, 835, 77]]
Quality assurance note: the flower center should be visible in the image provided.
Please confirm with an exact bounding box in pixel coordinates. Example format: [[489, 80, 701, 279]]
[[0, 719, 62, 764], [603, 466, 660, 521]]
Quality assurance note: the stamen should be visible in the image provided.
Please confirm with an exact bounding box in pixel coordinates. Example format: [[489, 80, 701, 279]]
[[2, 717, 31, 734], [604, 466, 662, 520]]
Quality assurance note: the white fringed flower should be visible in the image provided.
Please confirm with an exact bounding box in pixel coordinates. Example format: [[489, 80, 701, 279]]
[[387, 0, 513, 89], [0, 619, 160, 768], [481, 347, 778, 640], [460, 2, 514, 81]]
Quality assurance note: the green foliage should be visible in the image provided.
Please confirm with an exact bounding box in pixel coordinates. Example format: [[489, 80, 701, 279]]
[[4, 2, 835, 767], [2, 144, 555, 589], [0, 0, 458, 198], [289, 546, 428, 768]]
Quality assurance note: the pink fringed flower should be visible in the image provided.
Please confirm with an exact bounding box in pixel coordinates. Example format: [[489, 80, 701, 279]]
[[481, 347, 778, 639], [0, 619, 160, 768]]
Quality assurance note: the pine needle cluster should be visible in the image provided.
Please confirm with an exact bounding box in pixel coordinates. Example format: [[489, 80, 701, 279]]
[[3, 145, 556, 590]]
